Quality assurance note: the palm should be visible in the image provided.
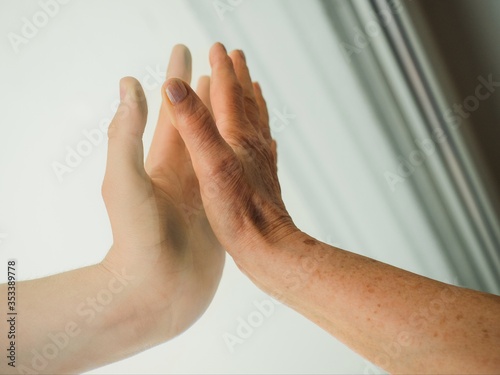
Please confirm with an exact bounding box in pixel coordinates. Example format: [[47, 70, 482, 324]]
[[143, 45, 224, 288], [102, 45, 224, 338], [145, 118, 223, 333], [151, 157, 202, 225], [148, 157, 221, 253], [153, 46, 221, 247]]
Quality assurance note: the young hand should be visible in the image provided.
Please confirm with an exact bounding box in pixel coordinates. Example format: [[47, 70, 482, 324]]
[[100, 45, 225, 342]]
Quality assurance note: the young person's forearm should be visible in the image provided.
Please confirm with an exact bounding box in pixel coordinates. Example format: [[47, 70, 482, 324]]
[[0, 263, 167, 374], [239, 229, 500, 374]]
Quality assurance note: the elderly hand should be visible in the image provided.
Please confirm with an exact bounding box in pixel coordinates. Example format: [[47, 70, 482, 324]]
[[162, 43, 298, 280]]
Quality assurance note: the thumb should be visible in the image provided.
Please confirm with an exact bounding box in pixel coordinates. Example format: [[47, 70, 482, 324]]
[[162, 78, 236, 183], [105, 77, 148, 182]]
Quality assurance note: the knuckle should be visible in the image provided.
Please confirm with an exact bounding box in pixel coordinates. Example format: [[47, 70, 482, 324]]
[[205, 154, 242, 192], [181, 100, 212, 129], [203, 163, 242, 202], [233, 132, 275, 170], [229, 79, 243, 97], [239, 132, 266, 152], [243, 95, 260, 116], [225, 100, 246, 119]]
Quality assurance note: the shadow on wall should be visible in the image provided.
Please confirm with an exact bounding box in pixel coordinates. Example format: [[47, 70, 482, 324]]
[[416, 0, 500, 213]]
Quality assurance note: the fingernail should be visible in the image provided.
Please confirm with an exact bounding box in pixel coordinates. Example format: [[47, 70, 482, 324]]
[[166, 79, 187, 105]]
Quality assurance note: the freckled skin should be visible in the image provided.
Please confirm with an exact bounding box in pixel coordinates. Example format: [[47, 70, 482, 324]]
[[246, 197, 267, 232], [303, 239, 318, 246], [166, 43, 500, 374]]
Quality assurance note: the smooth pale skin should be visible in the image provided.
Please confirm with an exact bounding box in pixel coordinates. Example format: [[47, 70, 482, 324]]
[[163, 43, 500, 374], [0, 45, 225, 374]]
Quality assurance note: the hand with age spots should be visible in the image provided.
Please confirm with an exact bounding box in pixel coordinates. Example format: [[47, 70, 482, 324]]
[[163, 42, 500, 374], [163, 43, 298, 270]]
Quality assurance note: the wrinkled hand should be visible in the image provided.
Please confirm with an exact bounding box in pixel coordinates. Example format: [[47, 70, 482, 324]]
[[100, 45, 224, 341], [163, 43, 297, 274]]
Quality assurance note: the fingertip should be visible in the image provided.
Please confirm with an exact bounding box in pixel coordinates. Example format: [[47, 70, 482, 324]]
[[117, 76, 148, 122], [253, 82, 267, 108], [119, 76, 140, 101], [253, 81, 261, 94], [210, 42, 229, 66], [229, 50, 249, 78], [213, 42, 227, 53], [106, 78, 148, 174], [197, 75, 211, 94], [164, 78, 188, 106], [239, 49, 246, 62], [168, 45, 192, 82], [119, 76, 140, 85], [159, 75, 234, 176], [198, 75, 211, 84], [172, 43, 191, 57], [120, 76, 146, 101], [229, 49, 245, 62]]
